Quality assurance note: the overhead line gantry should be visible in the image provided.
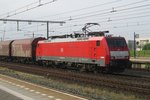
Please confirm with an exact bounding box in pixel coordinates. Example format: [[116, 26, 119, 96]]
[[0, 18, 65, 39]]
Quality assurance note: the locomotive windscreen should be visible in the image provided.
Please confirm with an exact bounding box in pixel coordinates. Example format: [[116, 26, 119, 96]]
[[106, 38, 127, 47]]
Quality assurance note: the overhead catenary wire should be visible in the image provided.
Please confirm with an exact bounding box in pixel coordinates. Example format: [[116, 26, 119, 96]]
[[70, 8, 150, 23], [1, 0, 150, 40], [0, 0, 57, 19], [0, 0, 149, 22], [3, 9, 150, 35], [0, 0, 122, 30], [13, 1, 150, 31], [4, 19, 150, 34], [35, 0, 150, 21], [15, 12, 150, 33], [35, 0, 149, 20], [2, 18, 150, 40], [50, 14, 150, 30], [5, 22, 150, 38], [35, 0, 122, 19], [56, 3, 150, 21]]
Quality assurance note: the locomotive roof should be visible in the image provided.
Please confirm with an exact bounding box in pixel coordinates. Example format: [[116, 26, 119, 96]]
[[39, 36, 105, 43], [105, 36, 125, 39]]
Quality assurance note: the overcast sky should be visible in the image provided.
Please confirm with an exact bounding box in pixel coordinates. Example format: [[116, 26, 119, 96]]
[[0, 0, 150, 41]]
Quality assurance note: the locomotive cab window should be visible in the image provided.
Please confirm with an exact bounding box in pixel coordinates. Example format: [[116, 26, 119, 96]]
[[96, 40, 100, 46], [106, 38, 126, 47]]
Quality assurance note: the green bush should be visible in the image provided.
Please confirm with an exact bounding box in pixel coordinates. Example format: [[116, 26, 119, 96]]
[[143, 43, 150, 50]]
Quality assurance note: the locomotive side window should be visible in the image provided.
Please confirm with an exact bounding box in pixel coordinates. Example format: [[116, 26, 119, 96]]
[[96, 40, 100, 46]]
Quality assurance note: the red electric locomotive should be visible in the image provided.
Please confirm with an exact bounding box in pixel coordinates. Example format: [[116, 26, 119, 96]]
[[36, 32, 131, 73], [0, 23, 131, 73]]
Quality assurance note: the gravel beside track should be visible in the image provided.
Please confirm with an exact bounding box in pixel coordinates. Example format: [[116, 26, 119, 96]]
[[0, 61, 150, 99]]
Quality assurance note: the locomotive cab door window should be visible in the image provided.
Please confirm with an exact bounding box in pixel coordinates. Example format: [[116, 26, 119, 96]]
[[96, 40, 100, 46]]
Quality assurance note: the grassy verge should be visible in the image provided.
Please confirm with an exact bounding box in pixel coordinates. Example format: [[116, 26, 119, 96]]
[[0, 67, 142, 100], [130, 50, 150, 57]]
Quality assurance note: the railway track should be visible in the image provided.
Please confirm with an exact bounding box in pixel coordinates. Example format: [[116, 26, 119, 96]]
[[131, 68, 150, 72], [108, 73, 150, 84], [0, 61, 150, 97]]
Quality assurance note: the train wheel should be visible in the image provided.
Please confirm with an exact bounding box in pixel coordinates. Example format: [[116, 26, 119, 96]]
[[77, 64, 86, 72], [102, 67, 111, 73], [93, 66, 100, 74], [37, 61, 43, 66]]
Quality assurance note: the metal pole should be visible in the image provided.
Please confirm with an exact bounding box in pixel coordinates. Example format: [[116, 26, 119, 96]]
[[3, 28, 5, 41], [134, 32, 136, 58], [33, 32, 34, 38], [17, 21, 19, 31], [47, 21, 49, 39]]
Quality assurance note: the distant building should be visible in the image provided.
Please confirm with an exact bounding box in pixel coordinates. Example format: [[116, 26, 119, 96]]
[[136, 38, 150, 50], [128, 40, 135, 50], [128, 38, 150, 51]]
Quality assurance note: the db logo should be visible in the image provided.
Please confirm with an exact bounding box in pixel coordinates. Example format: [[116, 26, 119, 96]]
[[60, 48, 64, 53]]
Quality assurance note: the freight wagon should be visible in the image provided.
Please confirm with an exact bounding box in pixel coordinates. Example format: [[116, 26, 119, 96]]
[[11, 37, 45, 62], [0, 37, 45, 62], [0, 40, 13, 61]]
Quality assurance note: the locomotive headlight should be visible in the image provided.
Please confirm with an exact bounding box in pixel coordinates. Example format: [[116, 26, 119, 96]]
[[111, 56, 115, 59], [125, 56, 129, 59]]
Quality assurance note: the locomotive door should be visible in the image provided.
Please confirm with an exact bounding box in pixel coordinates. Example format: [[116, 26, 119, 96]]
[[90, 40, 100, 60], [90, 41, 97, 60], [91, 47, 97, 60]]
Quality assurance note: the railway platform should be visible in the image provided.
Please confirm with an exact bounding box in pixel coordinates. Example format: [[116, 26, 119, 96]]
[[0, 89, 22, 100], [130, 57, 150, 63], [0, 74, 87, 100], [130, 57, 150, 72]]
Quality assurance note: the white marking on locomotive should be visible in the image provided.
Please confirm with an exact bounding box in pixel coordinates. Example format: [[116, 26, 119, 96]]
[[110, 51, 129, 59], [60, 48, 64, 53], [100, 56, 104, 59]]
